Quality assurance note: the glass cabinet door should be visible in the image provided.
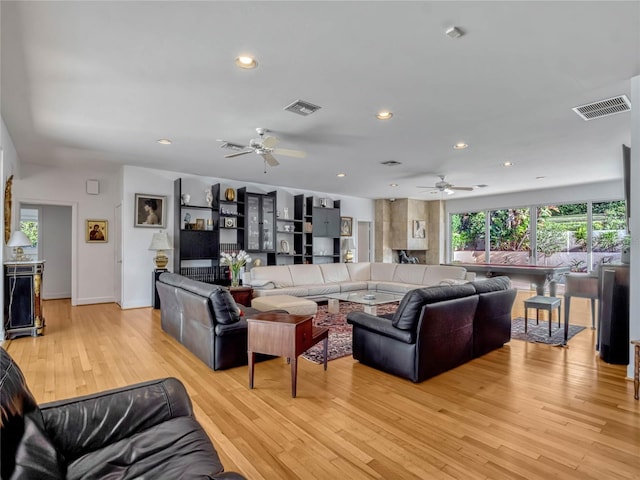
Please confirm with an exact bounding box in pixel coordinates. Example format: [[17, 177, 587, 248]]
[[247, 195, 260, 251], [261, 196, 275, 251]]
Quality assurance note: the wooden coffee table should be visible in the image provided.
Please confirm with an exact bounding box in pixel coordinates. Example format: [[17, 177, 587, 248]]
[[247, 312, 328, 398]]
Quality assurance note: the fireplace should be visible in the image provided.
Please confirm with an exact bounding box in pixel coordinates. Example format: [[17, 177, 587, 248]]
[[394, 250, 427, 264]]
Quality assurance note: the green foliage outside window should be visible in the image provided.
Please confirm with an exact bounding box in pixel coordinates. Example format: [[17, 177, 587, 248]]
[[20, 221, 38, 247]]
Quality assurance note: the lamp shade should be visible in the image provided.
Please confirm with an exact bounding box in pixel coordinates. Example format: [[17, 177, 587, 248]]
[[148, 232, 172, 251], [7, 231, 31, 247], [341, 238, 355, 250]]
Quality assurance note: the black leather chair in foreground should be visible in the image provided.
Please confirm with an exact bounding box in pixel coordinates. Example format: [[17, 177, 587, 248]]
[[0, 347, 246, 480]]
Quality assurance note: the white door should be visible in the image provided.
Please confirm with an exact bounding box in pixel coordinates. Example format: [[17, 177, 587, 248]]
[[114, 203, 122, 306], [357, 221, 371, 262]]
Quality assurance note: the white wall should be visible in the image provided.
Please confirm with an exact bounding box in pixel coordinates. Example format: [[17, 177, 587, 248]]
[[12, 163, 119, 305], [1, 117, 22, 339], [41, 205, 72, 299], [629, 75, 639, 379]]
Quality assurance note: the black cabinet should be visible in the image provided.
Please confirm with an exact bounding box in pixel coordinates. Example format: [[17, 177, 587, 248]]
[[4, 261, 45, 338], [238, 188, 276, 253], [598, 264, 629, 365]]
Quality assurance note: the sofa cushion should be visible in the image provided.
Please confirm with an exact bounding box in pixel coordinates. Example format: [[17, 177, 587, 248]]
[[250, 265, 294, 288], [422, 265, 467, 285], [371, 263, 397, 281], [339, 281, 369, 292], [392, 264, 427, 285], [392, 284, 477, 330], [370, 282, 423, 294], [470, 275, 511, 293], [11, 414, 65, 480], [288, 264, 324, 286], [252, 286, 309, 297], [319, 263, 351, 283], [65, 417, 224, 480], [306, 283, 341, 296], [209, 288, 241, 325], [346, 262, 371, 281]]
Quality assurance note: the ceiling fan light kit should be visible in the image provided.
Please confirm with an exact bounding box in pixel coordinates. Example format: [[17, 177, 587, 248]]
[[218, 128, 306, 169]]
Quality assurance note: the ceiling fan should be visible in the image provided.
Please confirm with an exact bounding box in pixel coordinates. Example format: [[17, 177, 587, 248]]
[[217, 127, 306, 169], [417, 175, 475, 195]]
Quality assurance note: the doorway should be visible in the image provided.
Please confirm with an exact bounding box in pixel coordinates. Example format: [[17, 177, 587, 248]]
[[357, 221, 372, 262]]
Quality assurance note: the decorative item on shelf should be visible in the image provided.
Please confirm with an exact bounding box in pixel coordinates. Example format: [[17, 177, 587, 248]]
[[220, 250, 252, 287], [184, 212, 191, 229], [181, 193, 191, 206], [148, 231, 172, 269], [340, 216, 353, 236], [224, 188, 235, 202], [207, 219, 214, 230], [280, 239, 290, 254], [7, 230, 32, 261], [253, 258, 262, 267], [283, 207, 289, 219], [319, 198, 328, 208], [205, 188, 213, 207], [224, 217, 236, 228], [276, 210, 281, 218], [305, 222, 312, 233], [86, 220, 108, 243], [342, 237, 355, 263], [195, 218, 205, 230]]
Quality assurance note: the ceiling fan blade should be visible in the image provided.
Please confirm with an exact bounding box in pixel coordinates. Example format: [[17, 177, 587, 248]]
[[416, 185, 436, 189], [450, 186, 474, 191], [261, 135, 279, 149], [224, 150, 252, 158], [262, 152, 279, 166], [219, 141, 250, 151], [272, 148, 306, 158]]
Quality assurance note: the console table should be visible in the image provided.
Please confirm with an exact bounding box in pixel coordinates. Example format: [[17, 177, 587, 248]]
[[4, 261, 46, 339]]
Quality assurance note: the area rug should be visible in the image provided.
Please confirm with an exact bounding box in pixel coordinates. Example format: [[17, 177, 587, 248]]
[[301, 301, 400, 364], [510, 317, 586, 345]]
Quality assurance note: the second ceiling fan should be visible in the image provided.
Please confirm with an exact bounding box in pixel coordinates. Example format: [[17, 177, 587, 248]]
[[417, 175, 474, 195], [218, 127, 306, 168]]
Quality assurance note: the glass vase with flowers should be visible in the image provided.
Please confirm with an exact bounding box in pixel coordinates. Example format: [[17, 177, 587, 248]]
[[220, 250, 252, 287]]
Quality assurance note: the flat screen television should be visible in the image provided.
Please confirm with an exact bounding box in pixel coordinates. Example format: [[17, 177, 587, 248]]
[[623, 144, 631, 233]]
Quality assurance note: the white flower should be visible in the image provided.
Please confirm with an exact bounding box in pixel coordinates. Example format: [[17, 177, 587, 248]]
[[220, 250, 252, 268]]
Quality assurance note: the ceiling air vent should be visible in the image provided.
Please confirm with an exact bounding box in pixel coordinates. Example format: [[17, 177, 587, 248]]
[[283, 99, 322, 116], [572, 95, 631, 121], [381, 160, 402, 166]]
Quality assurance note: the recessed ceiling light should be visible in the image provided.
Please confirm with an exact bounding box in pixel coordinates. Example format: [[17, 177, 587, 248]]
[[453, 142, 469, 150], [503, 162, 513, 167], [235, 55, 258, 69], [337, 173, 346, 178], [390, 183, 398, 187], [157, 139, 172, 145], [376, 111, 393, 120]]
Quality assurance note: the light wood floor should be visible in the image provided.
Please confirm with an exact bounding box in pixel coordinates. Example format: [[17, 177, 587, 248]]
[[4, 291, 639, 479]]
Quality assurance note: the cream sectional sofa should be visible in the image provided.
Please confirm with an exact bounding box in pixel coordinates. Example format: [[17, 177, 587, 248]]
[[248, 262, 474, 299]]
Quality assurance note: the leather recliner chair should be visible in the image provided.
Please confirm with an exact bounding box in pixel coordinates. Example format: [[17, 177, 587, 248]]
[[0, 347, 246, 479]]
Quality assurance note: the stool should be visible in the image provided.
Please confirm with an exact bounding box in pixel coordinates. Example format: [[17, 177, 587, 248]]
[[632, 340, 640, 400], [524, 295, 561, 337], [251, 295, 318, 316]]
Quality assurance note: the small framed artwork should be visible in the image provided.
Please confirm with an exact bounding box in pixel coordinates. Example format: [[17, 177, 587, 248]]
[[413, 220, 426, 239], [86, 220, 108, 243], [224, 217, 236, 228], [340, 216, 353, 236], [135, 194, 166, 228], [195, 218, 205, 230]]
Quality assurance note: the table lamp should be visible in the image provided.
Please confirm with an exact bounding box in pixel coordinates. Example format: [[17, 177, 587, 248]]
[[7, 230, 32, 261], [148, 232, 172, 269], [342, 238, 355, 263]]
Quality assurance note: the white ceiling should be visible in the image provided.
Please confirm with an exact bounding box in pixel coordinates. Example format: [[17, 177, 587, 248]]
[[2, 1, 639, 200]]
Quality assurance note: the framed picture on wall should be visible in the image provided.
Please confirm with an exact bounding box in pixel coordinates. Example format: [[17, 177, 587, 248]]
[[86, 220, 108, 243], [413, 220, 426, 239], [340, 216, 353, 236], [134, 194, 166, 228]]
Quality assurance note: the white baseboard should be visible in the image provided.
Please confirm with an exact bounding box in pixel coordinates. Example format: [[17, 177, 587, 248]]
[[76, 296, 115, 305], [43, 292, 71, 300]]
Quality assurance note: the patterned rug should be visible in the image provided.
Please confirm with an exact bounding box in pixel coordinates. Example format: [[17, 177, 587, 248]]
[[301, 301, 400, 364], [510, 317, 586, 345]]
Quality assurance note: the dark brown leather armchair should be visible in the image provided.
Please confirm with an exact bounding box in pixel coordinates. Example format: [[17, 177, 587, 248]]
[[1, 347, 245, 479]]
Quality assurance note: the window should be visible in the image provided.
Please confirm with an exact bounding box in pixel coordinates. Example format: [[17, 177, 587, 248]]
[[451, 211, 486, 263], [489, 208, 530, 264], [19, 207, 39, 257], [536, 203, 587, 271]]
